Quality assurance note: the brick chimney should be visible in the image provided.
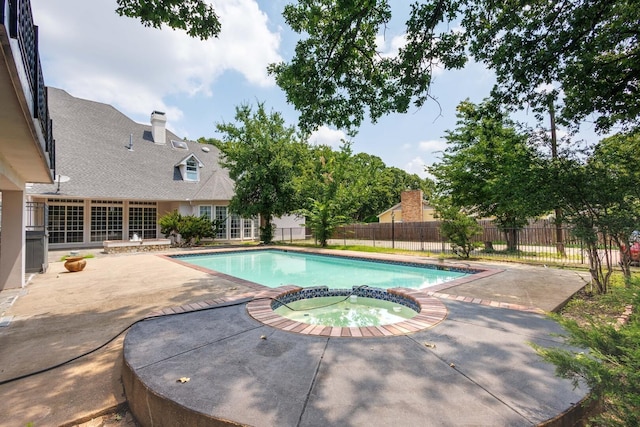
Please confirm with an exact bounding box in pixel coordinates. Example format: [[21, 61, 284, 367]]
[[151, 110, 166, 144], [400, 190, 424, 222]]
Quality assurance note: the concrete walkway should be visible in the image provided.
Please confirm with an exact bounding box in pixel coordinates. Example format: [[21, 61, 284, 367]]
[[124, 297, 588, 426], [0, 247, 591, 426]]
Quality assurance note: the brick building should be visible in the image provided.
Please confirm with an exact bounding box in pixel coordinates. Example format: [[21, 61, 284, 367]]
[[377, 190, 436, 223]]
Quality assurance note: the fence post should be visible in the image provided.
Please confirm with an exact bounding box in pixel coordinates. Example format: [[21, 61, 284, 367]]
[[391, 214, 395, 249]]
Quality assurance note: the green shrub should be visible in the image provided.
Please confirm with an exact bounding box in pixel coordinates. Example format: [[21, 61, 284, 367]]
[[534, 277, 640, 426], [159, 211, 218, 246], [436, 204, 482, 258]]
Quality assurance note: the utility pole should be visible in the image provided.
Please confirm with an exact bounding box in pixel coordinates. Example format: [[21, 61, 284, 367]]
[[549, 101, 565, 256]]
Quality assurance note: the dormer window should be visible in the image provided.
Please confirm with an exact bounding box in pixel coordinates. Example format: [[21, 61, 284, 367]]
[[176, 154, 204, 182], [186, 158, 198, 181]]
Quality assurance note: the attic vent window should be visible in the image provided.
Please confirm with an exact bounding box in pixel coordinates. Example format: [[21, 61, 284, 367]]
[[171, 140, 188, 150]]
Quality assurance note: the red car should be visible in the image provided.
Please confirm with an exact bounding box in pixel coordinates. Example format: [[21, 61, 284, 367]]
[[631, 242, 640, 262], [622, 241, 640, 262]]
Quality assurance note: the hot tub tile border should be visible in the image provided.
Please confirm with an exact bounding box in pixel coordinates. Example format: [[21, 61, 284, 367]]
[[246, 285, 448, 338]]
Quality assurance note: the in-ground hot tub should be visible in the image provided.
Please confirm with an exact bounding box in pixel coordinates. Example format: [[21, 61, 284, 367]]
[[272, 286, 419, 327], [247, 285, 448, 337]]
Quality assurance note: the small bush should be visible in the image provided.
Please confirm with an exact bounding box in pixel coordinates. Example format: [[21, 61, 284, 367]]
[[438, 211, 482, 258], [159, 211, 218, 246], [534, 276, 640, 426]]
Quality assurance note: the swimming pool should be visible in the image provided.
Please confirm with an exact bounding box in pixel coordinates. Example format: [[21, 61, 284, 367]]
[[173, 249, 470, 290]]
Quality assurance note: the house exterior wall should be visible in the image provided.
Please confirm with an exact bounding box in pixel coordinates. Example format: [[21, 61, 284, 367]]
[[379, 208, 437, 223], [377, 189, 437, 223], [421, 207, 437, 221], [0, 190, 25, 289], [271, 214, 307, 242], [378, 210, 403, 223], [1, 0, 55, 290], [28, 197, 258, 249]]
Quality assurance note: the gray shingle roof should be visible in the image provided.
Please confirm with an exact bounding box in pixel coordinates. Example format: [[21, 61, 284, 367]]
[[29, 88, 235, 201]]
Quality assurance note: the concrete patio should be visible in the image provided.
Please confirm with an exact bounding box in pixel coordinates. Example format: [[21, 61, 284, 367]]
[[0, 247, 592, 426]]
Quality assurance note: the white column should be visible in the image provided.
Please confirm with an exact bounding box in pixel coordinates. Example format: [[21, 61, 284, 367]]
[[0, 190, 26, 290]]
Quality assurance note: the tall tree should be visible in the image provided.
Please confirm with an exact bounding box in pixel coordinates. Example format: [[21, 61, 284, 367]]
[[212, 103, 308, 243], [115, 0, 221, 40], [296, 146, 434, 223], [117, 1, 638, 133], [295, 144, 354, 246], [384, 166, 434, 201], [464, 0, 640, 132], [552, 130, 640, 290], [429, 100, 549, 250], [268, 0, 639, 135], [588, 131, 640, 284], [341, 153, 432, 222]]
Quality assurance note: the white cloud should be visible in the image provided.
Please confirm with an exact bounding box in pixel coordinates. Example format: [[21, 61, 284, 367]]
[[308, 126, 347, 148], [404, 157, 429, 178], [400, 140, 446, 178], [214, 0, 282, 87], [375, 33, 408, 58], [418, 139, 447, 153], [32, 0, 281, 126]]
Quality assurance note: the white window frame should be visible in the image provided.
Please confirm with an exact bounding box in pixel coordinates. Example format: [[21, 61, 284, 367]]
[[199, 205, 212, 219], [47, 199, 84, 244], [129, 202, 158, 240], [90, 200, 124, 242], [176, 154, 203, 182], [185, 158, 199, 181], [214, 206, 228, 239]]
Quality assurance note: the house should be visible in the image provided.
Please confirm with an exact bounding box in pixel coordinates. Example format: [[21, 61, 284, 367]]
[[28, 88, 259, 250], [1, 0, 56, 290], [377, 190, 436, 223]]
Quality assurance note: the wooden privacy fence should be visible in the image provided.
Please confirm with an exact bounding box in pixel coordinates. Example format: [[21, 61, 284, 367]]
[[333, 219, 575, 245], [323, 219, 588, 264], [274, 220, 637, 265]]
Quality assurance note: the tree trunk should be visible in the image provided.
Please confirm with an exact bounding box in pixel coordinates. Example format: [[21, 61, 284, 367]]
[[504, 229, 519, 251], [586, 240, 614, 294], [617, 241, 633, 286], [260, 213, 274, 244]]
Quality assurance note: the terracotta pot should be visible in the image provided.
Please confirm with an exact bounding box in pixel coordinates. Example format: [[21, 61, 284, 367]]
[[64, 256, 87, 272]]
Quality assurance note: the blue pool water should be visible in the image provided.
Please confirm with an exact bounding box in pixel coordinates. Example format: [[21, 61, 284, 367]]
[[174, 250, 469, 290]]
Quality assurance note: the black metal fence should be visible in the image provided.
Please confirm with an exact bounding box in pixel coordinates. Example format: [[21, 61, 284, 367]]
[[25, 201, 48, 272], [274, 220, 594, 265]]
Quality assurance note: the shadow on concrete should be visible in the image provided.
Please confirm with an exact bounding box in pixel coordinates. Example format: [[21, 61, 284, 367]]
[[124, 299, 588, 427]]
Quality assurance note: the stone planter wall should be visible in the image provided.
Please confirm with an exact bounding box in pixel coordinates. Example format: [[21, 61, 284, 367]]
[[103, 239, 172, 254]]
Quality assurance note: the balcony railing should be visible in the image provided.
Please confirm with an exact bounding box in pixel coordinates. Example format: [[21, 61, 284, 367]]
[[1, 0, 55, 174]]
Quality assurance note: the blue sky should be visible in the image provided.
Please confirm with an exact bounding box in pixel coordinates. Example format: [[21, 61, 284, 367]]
[[32, 0, 602, 178]]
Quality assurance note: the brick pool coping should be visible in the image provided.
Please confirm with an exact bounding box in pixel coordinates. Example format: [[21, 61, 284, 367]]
[[246, 286, 448, 337]]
